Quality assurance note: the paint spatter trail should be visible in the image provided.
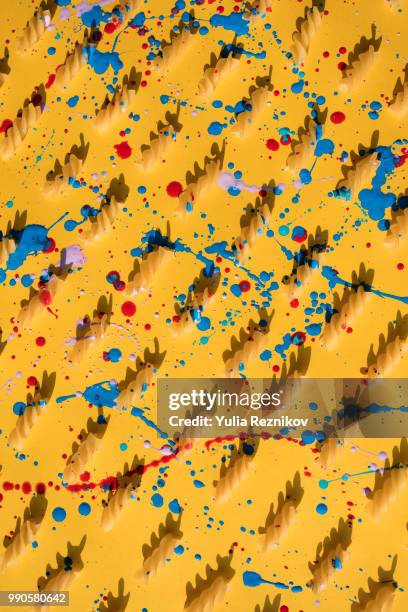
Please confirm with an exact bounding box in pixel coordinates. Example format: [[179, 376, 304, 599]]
[[319, 462, 408, 490], [243, 571, 303, 593]]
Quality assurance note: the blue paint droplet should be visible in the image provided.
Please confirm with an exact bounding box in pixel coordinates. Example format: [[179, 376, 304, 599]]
[[174, 544, 184, 555], [193, 479, 205, 488], [316, 502, 328, 515], [48, 47, 56, 55], [319, 479, 329, 489]]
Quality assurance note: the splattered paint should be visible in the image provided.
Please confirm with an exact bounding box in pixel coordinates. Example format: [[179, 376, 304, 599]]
[[0, 1, 407, 611]]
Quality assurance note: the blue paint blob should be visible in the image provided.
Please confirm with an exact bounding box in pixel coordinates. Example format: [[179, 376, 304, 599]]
[[151, 493, 164, 507], [13, 402, 26, 416], [193, 479, 205, 488], [52, 507, 67, 522], [48, 47, 56, 55], [197, 316, 211, 331], [78, 502, 91, 516], [169, 498, 182, 514], [67, 95, 79, 108], [299, 168, 312, 184], [83, 47, 123, 75], [315, 138, 334, 157], [209, 12, 250, 37], [291, 80, 304, 94], [207, 121, 227, 136], [106, 348, 122, 362], [301, 430, 316, 444], [260, 349, 272, 361], [174, 544, 184, 555], [305, 322, 322, 336], [319, 479, 329, 489], [316, 502, 328, 515]]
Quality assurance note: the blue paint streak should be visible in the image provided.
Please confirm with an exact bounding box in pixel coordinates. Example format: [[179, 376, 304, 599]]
[[243, 571, 303, 592], [131, 406, 168, 438], [322, 265, 408, 305]]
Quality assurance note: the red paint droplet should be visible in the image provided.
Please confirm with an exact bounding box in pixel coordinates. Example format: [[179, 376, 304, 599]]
[[330, 111, 346, 124], [239, 280, 251, 292], [339, 46, 347, 54], [114, 141, 132, 159], [346, 327, 353, 334], [272, 365, 280, 373], [280, 606, 289, 612], [166, 181, 183, 197], [338, 61, 347, 71], [35, 482, 46, 495], [22, 481, 32, 494], [145, 323, 151, 330], [290, 298, 299, 308], [39, 289, 52, 305], [266, 138, 279, 151], [36, 336, 46, 346], [366, 242, 371, 248], [397, 262, 404, 270], [323, 51, 330, 58], [27, 376, 38, 386], [80, 471, 90, 482], [121, 301, 136, 317]]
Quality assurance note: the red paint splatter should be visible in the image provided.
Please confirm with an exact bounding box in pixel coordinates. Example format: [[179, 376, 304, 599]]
[[166, 181, 183, 197], [114, 141, 132, 159], [27, 376, 38, 386], [290, 298, 299, 308], [36, 336, 46, 346], [330, 111, 346, 124], [121, 301, 136, 317]]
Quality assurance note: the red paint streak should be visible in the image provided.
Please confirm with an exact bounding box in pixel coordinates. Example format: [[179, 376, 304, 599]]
[[0, 119, 13, 134], [205, 435, 236, 450], [45, 73, 56, 89]]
